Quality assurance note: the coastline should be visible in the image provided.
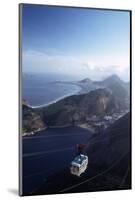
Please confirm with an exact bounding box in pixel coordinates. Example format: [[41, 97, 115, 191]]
[[30, 83, 82, 109]]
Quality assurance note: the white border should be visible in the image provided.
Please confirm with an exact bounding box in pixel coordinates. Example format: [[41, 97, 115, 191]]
[[0, 0, 134, 200]]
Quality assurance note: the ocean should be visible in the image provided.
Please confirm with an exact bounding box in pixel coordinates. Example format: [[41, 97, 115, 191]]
[[22, 73, 81, 107]]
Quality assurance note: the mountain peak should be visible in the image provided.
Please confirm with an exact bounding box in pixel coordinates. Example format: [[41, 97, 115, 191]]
[[103, 74, 123, 85], [108, 74, 121, 80], [79, 78, 92, 83]]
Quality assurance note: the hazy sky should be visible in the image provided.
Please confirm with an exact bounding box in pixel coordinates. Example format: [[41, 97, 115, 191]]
[[22, 4, 130, 81]]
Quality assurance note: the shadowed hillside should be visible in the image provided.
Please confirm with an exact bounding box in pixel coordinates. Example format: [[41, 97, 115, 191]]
[[37, 88, 126, 127], [22, 100, 47, 135], [32, 113, 131, 195]]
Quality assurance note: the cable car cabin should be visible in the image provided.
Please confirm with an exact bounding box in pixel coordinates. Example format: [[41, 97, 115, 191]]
[[70, 154, 88, 177]]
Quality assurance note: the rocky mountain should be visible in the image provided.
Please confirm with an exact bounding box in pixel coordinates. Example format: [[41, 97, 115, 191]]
[[38, 88, 125, 127], [22, 100, 47, 135], [95, 74, 129, 99], [78, 78, 92, 84], [23, 74, 130, 134], [76, 78, 99, 94], [102, 74, 124, 86], [92, 75, 130, 111], [76, 74, 129, 101]]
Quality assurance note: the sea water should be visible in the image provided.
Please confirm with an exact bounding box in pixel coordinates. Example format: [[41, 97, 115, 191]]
[[22, 73, 80, 107]]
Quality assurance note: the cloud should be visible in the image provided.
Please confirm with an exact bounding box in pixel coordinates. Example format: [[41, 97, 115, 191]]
[[22, 50, 130, 81]]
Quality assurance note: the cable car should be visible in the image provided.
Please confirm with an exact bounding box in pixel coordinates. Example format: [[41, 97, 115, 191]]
[[70, 154, 88, 176]]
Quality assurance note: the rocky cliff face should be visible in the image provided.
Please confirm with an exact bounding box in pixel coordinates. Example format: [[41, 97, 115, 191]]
[[95, 74, 129, 99], [39, 88, 124, 127], [22, 101, 47, 135]]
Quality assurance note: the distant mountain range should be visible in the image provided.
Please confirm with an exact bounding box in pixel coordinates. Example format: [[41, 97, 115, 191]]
[[94, 74, 129, 98], [22, 74, 130, 135], [79, 74, 129, 97], [78, 78, 93, 84]]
